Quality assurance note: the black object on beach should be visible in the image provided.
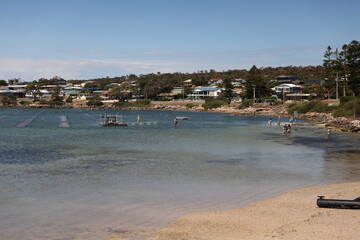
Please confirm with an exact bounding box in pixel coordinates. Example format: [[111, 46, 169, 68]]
[[317, 196, 360, 209]]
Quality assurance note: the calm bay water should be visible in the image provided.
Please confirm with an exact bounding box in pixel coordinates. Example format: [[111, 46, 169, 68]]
[[0, 108, 359, 239]]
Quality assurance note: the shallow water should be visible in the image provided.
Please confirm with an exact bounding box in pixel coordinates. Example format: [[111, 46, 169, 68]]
[[0, 108, 359, 239]]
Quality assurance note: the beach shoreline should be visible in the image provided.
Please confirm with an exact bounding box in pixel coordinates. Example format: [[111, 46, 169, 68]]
[[110, 181, 360, 240]]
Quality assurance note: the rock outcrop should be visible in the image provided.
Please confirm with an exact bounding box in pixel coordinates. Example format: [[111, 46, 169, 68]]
[[301, 112, 360, 133]]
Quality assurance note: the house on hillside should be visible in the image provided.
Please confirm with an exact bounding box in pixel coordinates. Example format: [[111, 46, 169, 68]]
[[275, 75, 302, 84], [0, 84, 27, 97], [231, 79, 245, 87], [80, 81, 96, 87], [272, 83, 305, 101], [208, 78, 223, 86], [183, 79, 192, 87], [157, 87, 185, 100], [25, 89, 52, 99], [272, 83, 302, 94], [187, 86, 221, 100], [171, 87, 185, 96]]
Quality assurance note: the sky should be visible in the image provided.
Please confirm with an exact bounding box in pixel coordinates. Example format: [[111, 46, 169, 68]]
[[0, 0, 359, 81]]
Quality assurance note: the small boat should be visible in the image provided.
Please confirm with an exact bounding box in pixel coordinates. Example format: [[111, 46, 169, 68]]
[[100, 113, 128, 126], [317, 196, 360, 209], [175, 116, 189, 120]]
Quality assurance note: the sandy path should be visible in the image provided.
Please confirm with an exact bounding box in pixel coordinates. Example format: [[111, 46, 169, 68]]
[[110, 181, 360, 240]]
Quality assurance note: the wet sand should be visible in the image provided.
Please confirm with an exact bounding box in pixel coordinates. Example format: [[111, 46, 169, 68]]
[[110, 181, 360, 240]]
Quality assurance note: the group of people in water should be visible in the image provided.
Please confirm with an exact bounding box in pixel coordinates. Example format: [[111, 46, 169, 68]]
[[268, 116, 332, 138], [282, 124, 292, 134], [268, 116, 294, 134], [268, 117, 293, 134]]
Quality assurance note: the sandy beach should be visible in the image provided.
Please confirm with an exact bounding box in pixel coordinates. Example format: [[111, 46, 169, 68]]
[[111, 181, 360, 240]]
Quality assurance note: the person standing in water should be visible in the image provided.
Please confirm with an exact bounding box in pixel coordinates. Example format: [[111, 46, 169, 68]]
[[283, 124, 288, 134], [174, 118, 178, 127], [326, 128, 331, 139], [287, 124, 292, 134]]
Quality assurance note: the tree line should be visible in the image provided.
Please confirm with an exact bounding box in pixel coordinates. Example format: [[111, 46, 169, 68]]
[[1, 40, 359, 102], [323, 40, 360, 97], [1, 65, 327, 99]]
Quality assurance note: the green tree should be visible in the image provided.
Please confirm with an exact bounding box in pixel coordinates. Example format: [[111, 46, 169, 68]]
[[302, 83, 327, 99], [108, 82, 133, 100], [219, 78, 234, 101], [244, 65, 270, 100], [8, 78, 20, 85], [345, 40, 360, 95], [323, 46, 334, 82], [323, 46, 340, 98], [137, 74, 161, 99], [0, 80, 8, 86], [192, 75, 209, 86], [50, 86, 64, 105], [25, 82, 42, 101]]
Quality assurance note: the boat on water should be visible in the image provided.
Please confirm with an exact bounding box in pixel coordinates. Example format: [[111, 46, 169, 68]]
[[100, 113, 128, 126]]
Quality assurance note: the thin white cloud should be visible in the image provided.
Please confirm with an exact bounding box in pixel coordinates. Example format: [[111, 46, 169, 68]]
[[0, 57, 180, 80], [61, 49, 106, 55], [0, 46, 325, 80]]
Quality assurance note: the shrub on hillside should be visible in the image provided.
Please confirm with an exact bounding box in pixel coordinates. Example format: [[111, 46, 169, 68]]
[[0, 95, 17, 106], [157, 97, 171, 101], [308, 102, 334, 113], [19, 101, 31, 106], [202, 98, 228, 109], [39, 99, 50, 105], [238, 99, 253, 109], [287, 101, 334, 114], [132, 99, 151, 107], [186, 103, 196, 109], [86, 99, 103, 107], [333, 97, 360, 118]]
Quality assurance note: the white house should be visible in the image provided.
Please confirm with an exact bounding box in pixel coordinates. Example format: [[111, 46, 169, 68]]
[[272, 84, 302, 94], [188, 86, 221, 99], [0, 84, 27, 97], [25, 89, 52, 98], [183, 79, 192, 87], [3, 85, 27, 92]]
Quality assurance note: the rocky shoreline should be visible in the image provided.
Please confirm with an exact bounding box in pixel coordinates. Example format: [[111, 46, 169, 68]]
[[300, 112, 360, 133], [215, 106, 360, 133]]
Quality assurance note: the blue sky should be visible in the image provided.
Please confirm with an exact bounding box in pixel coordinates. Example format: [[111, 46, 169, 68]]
[[0, 0, 359, 80]]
